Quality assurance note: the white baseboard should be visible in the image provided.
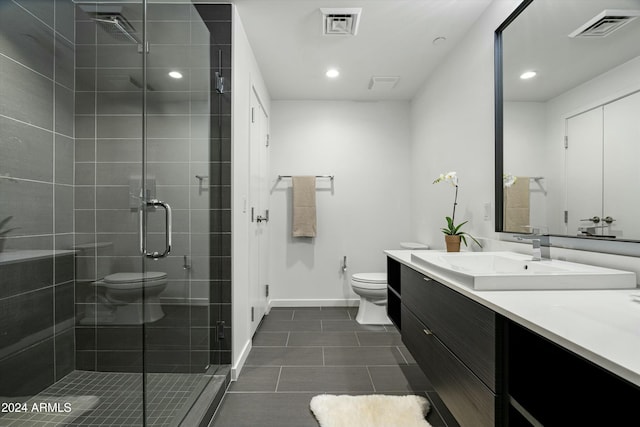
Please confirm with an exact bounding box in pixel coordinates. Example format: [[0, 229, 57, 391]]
[[231, 339, 252, 381], [268, 299, 359, 310]]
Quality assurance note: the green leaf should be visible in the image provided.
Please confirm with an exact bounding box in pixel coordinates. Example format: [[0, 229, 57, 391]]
[[445, 216, 454, 231], [452, 220, 468, 235]]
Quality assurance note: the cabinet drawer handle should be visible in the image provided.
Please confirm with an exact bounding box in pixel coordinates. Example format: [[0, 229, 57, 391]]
[[423, 277, 432, 282], [423, 328, 433, 335]]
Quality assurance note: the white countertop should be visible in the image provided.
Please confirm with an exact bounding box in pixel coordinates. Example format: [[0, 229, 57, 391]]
[[385, 250, 640, 387]]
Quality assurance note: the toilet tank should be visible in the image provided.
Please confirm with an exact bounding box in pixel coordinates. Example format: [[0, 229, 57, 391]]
[[74, 242, 113, 281], [400, 242, 429, 250]]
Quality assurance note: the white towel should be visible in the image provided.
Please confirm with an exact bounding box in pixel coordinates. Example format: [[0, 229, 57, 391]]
[[292, 176, 317, 237]]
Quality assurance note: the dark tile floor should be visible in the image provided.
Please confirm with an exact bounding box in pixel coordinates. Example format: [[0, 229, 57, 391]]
[[209, 307, 460, 427]]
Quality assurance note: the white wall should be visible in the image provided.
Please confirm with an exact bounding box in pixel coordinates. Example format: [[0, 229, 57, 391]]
[[231, 6, 271, 378], [410, 0, 521, 249], [268, 101, 412, 306]]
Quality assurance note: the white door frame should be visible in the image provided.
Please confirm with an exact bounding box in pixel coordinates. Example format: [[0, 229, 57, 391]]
[[248, 85, 269, 336]]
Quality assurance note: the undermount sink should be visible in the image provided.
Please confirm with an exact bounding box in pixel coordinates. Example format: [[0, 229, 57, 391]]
[[410, 251, 637, 291]]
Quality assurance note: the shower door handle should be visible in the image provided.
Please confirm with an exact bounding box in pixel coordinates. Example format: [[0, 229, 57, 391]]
[[140, 199, 172, 259]]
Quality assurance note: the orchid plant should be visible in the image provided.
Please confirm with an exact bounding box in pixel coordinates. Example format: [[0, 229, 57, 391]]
[[432, 172, 481, 248]]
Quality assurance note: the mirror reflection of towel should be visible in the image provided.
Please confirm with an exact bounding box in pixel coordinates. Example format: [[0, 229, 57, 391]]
[[504, 176, 530, 233], [292, 176, 317, 237]]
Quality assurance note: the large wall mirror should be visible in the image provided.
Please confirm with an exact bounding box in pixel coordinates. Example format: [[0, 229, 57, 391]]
[[495, 0, 640, 243]]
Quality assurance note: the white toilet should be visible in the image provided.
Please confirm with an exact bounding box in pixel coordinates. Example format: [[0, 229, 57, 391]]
[[75, 242, 168, 325], [351, 242, 429, 325], [95, 271, 168, 324], [351, 272, 391, 325]]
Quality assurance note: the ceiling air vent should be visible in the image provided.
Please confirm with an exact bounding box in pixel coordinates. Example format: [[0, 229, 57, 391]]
[[569, 9, 640, 38], [321, 8, 362, 36], [368, 76, 399, 91]]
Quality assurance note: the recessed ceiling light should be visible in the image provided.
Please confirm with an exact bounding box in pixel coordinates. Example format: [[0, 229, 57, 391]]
[[326, 68, 340, 78], [520, 71, 537, 80], [168, 71, 183, 79]]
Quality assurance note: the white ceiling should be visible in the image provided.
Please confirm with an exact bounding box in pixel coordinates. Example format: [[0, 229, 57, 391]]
[[503, 0, 640, 102], [234, 0, 493, 101]]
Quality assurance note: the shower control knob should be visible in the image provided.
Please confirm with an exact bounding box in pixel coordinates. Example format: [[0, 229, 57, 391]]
[[602, 216, 616, 224]]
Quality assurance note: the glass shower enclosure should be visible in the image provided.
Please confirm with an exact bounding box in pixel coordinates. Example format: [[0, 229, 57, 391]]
[[0, 1, 231, 425]]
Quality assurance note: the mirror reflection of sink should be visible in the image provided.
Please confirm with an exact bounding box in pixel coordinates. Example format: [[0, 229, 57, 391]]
[[410, 251, 637, 291]]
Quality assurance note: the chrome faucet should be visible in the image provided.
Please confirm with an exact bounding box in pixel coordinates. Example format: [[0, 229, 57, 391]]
[[514, 234, 550, 261]]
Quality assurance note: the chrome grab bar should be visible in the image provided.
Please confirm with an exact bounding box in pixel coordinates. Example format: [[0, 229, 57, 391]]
[[139, 199, 172, 259]]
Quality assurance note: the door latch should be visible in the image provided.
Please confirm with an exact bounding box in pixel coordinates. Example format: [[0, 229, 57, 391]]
[[256, 209, 269, 223]]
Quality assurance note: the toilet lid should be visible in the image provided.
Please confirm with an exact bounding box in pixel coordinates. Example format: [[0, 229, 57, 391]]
[[352, 272, 387, 284], [104, 271, 167, 284]]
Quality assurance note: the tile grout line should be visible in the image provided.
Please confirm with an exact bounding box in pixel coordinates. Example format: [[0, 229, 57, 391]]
[[397, 346, 410, 364], [365, 366, 377, 393], [274, 366, 283, 392]]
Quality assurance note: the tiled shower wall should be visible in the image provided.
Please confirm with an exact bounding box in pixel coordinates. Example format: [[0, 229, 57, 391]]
[[0, 0, 76, 395], [73, 3, 232, 371], [198, 3, 233, 367]]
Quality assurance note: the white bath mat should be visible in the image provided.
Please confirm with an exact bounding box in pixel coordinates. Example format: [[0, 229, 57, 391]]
[[310, 394, 432, 427]]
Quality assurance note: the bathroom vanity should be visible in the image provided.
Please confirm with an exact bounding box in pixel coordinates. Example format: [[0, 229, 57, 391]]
[[386, 250, 640, 427]]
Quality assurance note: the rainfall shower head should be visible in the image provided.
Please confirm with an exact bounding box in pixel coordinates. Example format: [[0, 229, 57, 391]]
[[94, 16, 140, 44], [79, 5, 140, 44]]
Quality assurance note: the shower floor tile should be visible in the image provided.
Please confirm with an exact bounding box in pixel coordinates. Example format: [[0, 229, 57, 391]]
[[0, 370, 206, 427]]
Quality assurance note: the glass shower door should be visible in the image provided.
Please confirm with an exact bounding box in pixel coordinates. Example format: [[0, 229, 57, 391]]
[[142, 2, 229, 425], [75, 0, 148, 424]]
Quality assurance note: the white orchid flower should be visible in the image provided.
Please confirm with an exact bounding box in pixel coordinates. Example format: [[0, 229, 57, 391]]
[[433, 171, 458, 186], [503, 173, 517, 188], [445, 171, 458, 186]]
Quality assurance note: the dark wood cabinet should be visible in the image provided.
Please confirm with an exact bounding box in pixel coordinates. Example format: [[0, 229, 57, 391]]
[[402, 308, 499, 427], [397, 263, 506, 427], [401, 265, 501, 391], [386, 257, 402, 328], [508, 321, 640, 426], [387, 255, 640, 427]]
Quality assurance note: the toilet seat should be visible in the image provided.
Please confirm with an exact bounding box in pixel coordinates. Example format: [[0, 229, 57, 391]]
[[103, 272, 167, 289], [351, 273, 387, 290]]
